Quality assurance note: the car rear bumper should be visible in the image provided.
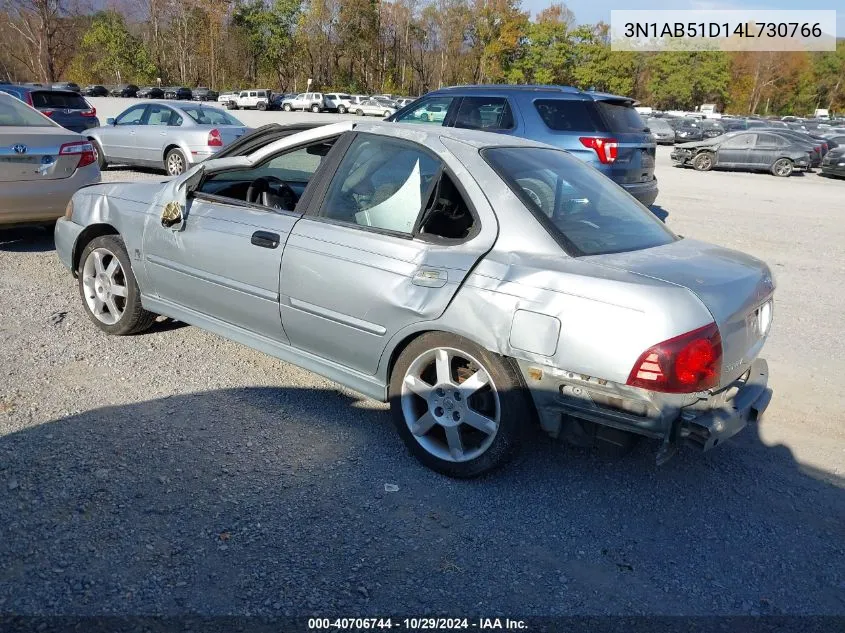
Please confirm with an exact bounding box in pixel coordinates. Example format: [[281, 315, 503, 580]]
[[517, 357, 770, 461], [621, 178, 658, 207], [0, 165, 100, 226], [821, 159, 845, 177]]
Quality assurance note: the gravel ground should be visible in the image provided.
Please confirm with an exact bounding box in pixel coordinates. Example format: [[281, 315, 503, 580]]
[[1, 139, 844, 618]]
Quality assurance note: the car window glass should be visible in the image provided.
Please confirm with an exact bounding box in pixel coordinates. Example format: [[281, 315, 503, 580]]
[[180, 106, 243, 126], [484, 147, 676, 256], [0, 94, 56, 127], [319, 135, 440, 233], [394, 96, 454, 125], [721, 134, 755, 148], [534, 99, 602, 132], [31, 92, 88, 109], [116, 105, 146, 125], [454, 97, 514, 130], [755, 133, 781, 147], [146, 105, 174, 126], [594, 101, 647, 133]]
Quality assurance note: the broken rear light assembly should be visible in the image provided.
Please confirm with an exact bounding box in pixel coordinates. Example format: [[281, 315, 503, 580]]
[[627, 322, 722, 393], [579, 137, 618, 164], [207, 128, 223, 147]]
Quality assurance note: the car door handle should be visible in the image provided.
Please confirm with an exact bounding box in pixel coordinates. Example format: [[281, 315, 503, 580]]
[[251, 231, 280, 249], [412, 268, 448, 288]]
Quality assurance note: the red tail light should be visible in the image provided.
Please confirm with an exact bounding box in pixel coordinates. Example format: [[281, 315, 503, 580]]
[[207, 128, 223, 147], [579, 136, 618, 164], [627, 323, 722, 393], [59, 140, 97, 169], [24, 93, 33, 106], [81, 108, 96, 117], [41, 109, 55, 117]]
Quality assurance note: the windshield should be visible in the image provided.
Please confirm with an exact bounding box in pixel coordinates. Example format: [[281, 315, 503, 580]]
[[483, 147, 677, 256], [0, 94, 56, 127], [180, 106, 243, 126], [647, 118, 673, 132]]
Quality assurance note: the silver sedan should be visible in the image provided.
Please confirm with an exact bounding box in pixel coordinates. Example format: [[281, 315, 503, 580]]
[[87, 101, 249, 176], [54, 121, 774, 477]]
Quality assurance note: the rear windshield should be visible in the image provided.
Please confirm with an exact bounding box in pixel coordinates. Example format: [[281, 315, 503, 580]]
[[594, 100, 647, 133], [483, 147, 676, 256], [534, 99, 601, 132], [180, 106, 243, 126], [31, 91, 89, 109], [0, 94, 56, 127]]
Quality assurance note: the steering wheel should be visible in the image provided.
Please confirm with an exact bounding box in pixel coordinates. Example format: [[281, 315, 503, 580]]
[[246, 176, 297, 211]]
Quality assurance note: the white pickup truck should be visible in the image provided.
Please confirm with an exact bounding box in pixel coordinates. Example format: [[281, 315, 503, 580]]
[[226, 89, 272, 111]]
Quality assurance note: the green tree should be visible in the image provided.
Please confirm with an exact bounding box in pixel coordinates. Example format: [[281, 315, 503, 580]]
[[69, 10, 155, 84], [646, 51, 728, 110], [571, 22, 640, 95], [508, 4, 574, 84], [234, 0, 301, 89]]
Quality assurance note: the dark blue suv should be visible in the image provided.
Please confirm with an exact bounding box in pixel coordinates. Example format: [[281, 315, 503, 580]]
[[0, 85, 99, 133], [388, 85, 658, 206]]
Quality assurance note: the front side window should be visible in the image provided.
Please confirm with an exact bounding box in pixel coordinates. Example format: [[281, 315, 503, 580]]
[[393, 96, 454, 125], [319, 135, 440, 234], [721, 133, 755, 148], [483, 147, 676, 256], [454, 97, 514, 131], [116, 105, 146, 125]]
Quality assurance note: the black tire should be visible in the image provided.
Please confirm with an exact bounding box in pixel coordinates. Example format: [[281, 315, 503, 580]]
[[229, 101, 238, 110], [164, 147, 187, 176], [337, 105, 347, 114], [771, 158, 794, 177], [389, 332, 533, 478], [77, 235, 156, 336], [257, 101, 267, 111], [384, 110, 391, 117], [310, 104, 320, 113], [356, 109, 364, 116], [283, 103, 292, 111], [692, 151, 714, 171], [90, 138, 107, 170]]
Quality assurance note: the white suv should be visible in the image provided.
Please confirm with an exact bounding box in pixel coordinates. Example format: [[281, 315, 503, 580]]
[[324, 93, 353, 113], [230, 89, 271, 110], [281, 92, 325, 112]]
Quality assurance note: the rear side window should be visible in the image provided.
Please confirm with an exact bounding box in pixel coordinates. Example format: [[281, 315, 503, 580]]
[[755, 133, 783, 147], [31, 91, 88, 109], [594, 101, 647, 133], [534, 99, 601, 132], [454, 97, 514, 131]]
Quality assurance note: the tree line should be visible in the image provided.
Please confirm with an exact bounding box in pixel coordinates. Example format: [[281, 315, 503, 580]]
[[2, 0, 843, 115]]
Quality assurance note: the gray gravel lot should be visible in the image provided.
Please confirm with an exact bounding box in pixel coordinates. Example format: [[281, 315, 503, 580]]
[[1, 118, 844, 618]]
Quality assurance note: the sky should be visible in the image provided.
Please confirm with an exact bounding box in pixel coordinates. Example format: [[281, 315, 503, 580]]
[[521, 0, 844, 34]]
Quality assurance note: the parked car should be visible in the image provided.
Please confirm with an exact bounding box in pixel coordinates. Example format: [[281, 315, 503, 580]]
[[163, 86, 192, 100], [52, 82, 81, 93], [0, 85, 99, 133], [136, 86, 165, 99], [86, 101, 249, 176], [645, 117, 675, 144], [54, 120, 775, 476], [228, 89, 272, 110], [346, 95, 370, 109], [760, 128, 826, 165], [820, 147, 845, 178], [110, 84, 139, 98], [0, 92, 99, 226], [394, 97, 416, 108], [324, 93, 353, 113], [389, 85, 659, 207], [674, 122, 704, 142], [82, 85, 110, 97], [281, 92, 325, 112], [699, 120, 725, 139], [353, 98, 396, 117], [671, 131, 810, 176], [217, 89, 241, 106], [192, 87, 219, 102]]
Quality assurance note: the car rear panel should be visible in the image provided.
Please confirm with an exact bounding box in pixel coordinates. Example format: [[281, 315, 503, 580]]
[[588, 238, 774, 387], [592, 98, 656, 185]]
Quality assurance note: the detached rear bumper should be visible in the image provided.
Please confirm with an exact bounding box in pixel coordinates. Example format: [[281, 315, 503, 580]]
[[679, 358, 771, 452]]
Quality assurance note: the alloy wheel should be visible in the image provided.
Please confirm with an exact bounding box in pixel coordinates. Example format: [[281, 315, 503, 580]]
[[81, 248, 128, 325], [167, 152, 185, 175], [400, 347, 500, 463]]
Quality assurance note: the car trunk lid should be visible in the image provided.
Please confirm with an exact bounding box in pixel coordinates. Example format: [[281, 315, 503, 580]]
[[589, 238, 775, 386], [0, 128, 85, 182]]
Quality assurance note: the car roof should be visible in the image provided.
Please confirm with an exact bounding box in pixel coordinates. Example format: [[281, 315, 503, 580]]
[[428, 84, 632, 102], [354, 120, 549, 149]]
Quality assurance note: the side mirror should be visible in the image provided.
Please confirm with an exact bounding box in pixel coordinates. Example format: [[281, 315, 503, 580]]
[[106, 118, 115, 126]]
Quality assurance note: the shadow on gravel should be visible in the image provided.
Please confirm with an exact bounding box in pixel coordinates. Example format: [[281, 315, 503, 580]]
[[0, 226, 55, 253], [1, 387, 843, 617]]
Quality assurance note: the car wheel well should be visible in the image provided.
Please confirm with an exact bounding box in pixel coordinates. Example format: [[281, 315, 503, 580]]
[[72, 224, 119, 274], [386, 330, 432, 382], [163, 144, 182, 162]]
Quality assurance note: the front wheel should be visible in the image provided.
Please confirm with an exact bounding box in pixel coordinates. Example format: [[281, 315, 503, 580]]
[[283, 104, 292, 111], [389, 332, 532, 478], [692, 151, 714, 171], [384, 110, 391, 117], [356, 109, 364, 116], [310, 104, 321, 113], [771, 158, 794, 177], [78, 235, 156, 336], [257, 101, 267, 111], [90, 138, 107, 170], [337, 105, 347, 114]]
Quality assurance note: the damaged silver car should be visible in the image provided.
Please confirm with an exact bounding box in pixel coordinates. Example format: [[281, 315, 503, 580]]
[[54, 121, 774, 477]]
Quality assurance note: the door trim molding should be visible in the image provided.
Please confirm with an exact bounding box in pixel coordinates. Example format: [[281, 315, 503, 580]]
[[288, 296, 387, 335], [146, 254, 279, 301]]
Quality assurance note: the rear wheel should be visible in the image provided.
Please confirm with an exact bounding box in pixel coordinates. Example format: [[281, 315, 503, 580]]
[[384, 110, 391, 117], [283, 103, 292, 112], [337, 105, 347, 114], [389, 332, 532, 478], [692, 151, 714, 171], [257, 101, 267, 111], [771, 158, 794, 177], [356, 109, 364, 116], [164, 148, 187, 176], [78, 235, 156, 336], [90, 139, 106, 170], [310, 104, 321, 113]]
